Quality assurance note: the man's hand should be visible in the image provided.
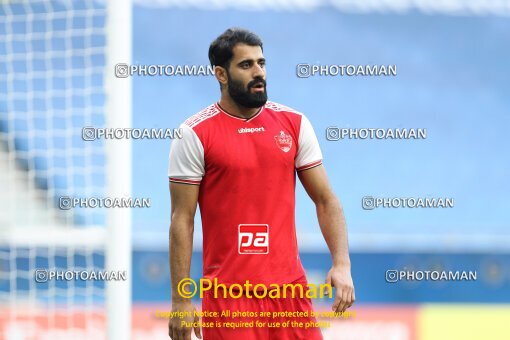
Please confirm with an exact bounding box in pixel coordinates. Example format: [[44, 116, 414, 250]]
[[326, 265, 355, 313], [168, 302, 202, 340]]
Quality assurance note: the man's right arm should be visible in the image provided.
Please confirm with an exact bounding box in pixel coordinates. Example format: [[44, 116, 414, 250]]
[[168, 182, 201, 340], [167, 122, 205, 339]]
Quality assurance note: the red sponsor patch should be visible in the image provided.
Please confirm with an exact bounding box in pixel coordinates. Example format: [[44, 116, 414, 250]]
[[238, 224, 269, 254]]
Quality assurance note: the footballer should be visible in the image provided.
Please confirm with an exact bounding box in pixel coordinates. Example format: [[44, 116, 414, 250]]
[[168, 27, 354, 340]]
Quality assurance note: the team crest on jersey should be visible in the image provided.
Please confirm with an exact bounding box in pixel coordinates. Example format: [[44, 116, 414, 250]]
[[274, 130, 292, 152]]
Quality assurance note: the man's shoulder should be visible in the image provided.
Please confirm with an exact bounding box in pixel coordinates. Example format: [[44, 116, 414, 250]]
[[264, 101, 304, 117], [182, 103, 221, 129]]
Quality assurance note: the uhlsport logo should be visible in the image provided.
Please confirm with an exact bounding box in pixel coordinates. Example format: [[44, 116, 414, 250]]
[[238, 127, 265, 134], [274, 131, 292, 152], [238, 224, 269, 254]]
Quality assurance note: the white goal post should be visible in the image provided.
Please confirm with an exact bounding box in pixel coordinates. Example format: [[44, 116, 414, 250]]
[[105, 0, 132, 339]]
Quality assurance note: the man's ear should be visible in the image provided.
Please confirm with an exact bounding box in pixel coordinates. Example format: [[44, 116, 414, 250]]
[[214, 66, 228, 88]]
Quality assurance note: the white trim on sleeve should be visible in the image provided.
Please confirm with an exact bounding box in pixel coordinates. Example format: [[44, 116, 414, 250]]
[[168, 124, 205, 185], [295, 114, 323, 171]]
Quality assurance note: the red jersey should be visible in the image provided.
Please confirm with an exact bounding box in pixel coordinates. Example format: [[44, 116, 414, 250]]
[[168, 101, 323, 286]]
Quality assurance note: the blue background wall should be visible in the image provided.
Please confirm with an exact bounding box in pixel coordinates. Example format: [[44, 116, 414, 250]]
[[128, 6, 510, 303], [132, 8, 510, 240]]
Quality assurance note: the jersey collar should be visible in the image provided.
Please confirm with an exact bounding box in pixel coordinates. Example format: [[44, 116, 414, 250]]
[[215, 102, 264, 123]]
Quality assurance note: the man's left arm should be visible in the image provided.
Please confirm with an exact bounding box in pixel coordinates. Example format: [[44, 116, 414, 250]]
[[298, 165, 355, 313]]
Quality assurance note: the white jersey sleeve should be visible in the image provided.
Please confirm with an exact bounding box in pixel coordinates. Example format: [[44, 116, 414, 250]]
[[168, 124, 205, 185], [295, 114, 323, 171]]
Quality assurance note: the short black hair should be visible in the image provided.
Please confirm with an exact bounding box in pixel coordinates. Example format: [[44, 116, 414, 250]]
[[208, 28, 263, 70]]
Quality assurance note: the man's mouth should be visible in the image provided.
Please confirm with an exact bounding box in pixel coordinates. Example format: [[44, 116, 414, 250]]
[[250, 82, 265, 92]]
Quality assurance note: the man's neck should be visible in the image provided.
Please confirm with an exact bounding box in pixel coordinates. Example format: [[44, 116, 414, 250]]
[[218, 96, 262, 120]]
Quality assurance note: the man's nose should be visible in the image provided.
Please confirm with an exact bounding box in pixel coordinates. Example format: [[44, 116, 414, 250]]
[[252, 63, 265, 78]]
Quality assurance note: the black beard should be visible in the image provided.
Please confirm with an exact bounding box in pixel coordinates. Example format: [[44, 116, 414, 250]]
[[227, 73, 267, 109]]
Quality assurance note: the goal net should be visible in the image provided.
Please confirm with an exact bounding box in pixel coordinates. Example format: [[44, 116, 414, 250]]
[[0, 0, 131, 339]]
